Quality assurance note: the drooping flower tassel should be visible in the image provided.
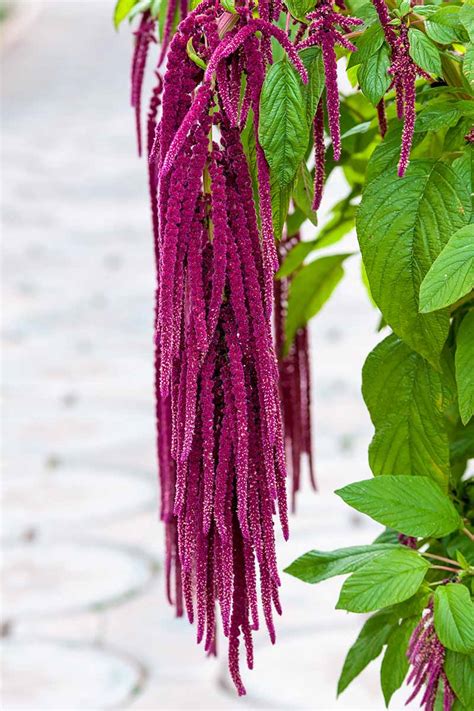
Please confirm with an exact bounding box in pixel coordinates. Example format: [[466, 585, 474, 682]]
[[274, 231, 316, 511], [376, 98, 387, 138], [370, 0, 431, 176], [131, 12, 156, 156], [405, 600, 456, 711], [296, 1, 362, 160], [146, 8, 302, 693], [312, 99, 326, 211]]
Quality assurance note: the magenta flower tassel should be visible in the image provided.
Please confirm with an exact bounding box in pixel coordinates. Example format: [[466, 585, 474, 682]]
[[312, 99, 326, 211], [405, 600, 456, 711], [131, 12, 157, 156], [127, 4, 317, 695], [370, 1, 431, 176], [297, 2, 361, 161], [274, 231, 315, 510]]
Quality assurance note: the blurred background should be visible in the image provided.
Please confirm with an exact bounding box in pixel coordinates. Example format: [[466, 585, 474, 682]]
[[1, 1, 409, 708]]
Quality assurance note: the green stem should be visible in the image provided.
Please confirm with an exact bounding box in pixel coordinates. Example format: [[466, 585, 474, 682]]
[[462, 526, 474, 543], [421, 552, 462, 568]]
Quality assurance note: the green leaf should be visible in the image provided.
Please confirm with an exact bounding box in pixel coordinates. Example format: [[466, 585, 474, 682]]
[[450, 418, 474, 464], [366, 126, 426, 183], [270, 171, 293, 240], [348, 23, 385, 68], [445, 651, 474, 710], [463, 44, 474, 91], [286, 207, 306, 237], [426, 20, 461, 45], [186, 37, 207, 70], [416, 102, 462, 132], [362, 334, 450, 487], [114, 0, 138, 28], [447, 534, 474, 567], [430, 6, 463, 30], [385, 588, 432, 619], [336, 548, 430, 613], [419, 225, 474, 314], [452, 147, 473, 194], [259, 59, 309, 187], [335, 476, 463, 538], [285, 253, 351, 349], [284, 544, 400, 584], [461, 1, 474, 42], [277, 239, 318, 278], [358, 45, 391, 105], [300, 47, 325, 125], [285, 0, 314, 20], [220, 0, 236, 12], [408, 28, 442, 76], [434, 584, 474, 654], [456, 311, 474, 425], [381, 617, 419, 706], [128, 0, 152, 21], [337, 612, 395, 695], [293, 162, 317, 225], [357, 160, 471, 368]]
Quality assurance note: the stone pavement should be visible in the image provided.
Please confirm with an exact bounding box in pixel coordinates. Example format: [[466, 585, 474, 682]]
[[1, 2, 409, 709]]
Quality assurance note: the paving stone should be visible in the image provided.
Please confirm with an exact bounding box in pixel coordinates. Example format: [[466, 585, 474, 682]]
[[2, 540, 158, 620], [1, 467, 155, 542], [1, 640, 145, 710]]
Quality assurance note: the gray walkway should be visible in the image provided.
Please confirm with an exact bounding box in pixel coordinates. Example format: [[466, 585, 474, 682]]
[[2, 2, 407, 709]]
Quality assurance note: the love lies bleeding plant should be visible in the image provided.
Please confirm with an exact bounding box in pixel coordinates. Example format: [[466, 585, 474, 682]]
[[116, 0, 474, 704]]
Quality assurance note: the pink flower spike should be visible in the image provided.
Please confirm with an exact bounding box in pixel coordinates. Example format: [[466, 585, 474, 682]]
[[205, 19, 308, 85]]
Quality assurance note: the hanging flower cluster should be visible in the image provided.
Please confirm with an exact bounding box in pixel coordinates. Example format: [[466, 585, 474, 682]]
[[297, 1, 363, 162], [295, 0, 362, 209], [406, 600, 455, 711], [137, 0, 312, 693], [371, 0, 431, 176], [274, 232, 316, 511], [130, 11, 157, 156]]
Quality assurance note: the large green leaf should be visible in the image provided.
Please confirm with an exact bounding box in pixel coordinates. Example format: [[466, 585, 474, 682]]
[[456, 311, 474, 425], [114, 0, 139, 28], [463, 44, 474, 91], [358, 45, 391, 105], [337, 612, 395, 695], [284, 544, 399, 584], [336, 548, 429, 613], [300, 47, 325, 126], [357, 160, 471, 367], [285, 253, 351, 349], [362, 334, 450, 486], [445, 651, 474, 710], [293, 162, 317, 225], [381, 617, 419, 706], [408, 28, 442, 76], [419, 225, 474, 313], [348, 23, 385, 68], [259, 58, 309, 187], [335, 476, 463, 538], [434, 584, 474, 654]]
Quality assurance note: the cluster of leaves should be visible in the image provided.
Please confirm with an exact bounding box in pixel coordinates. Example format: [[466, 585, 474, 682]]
[[278, 0, 474, 708], [287, 477, 474, 707]]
